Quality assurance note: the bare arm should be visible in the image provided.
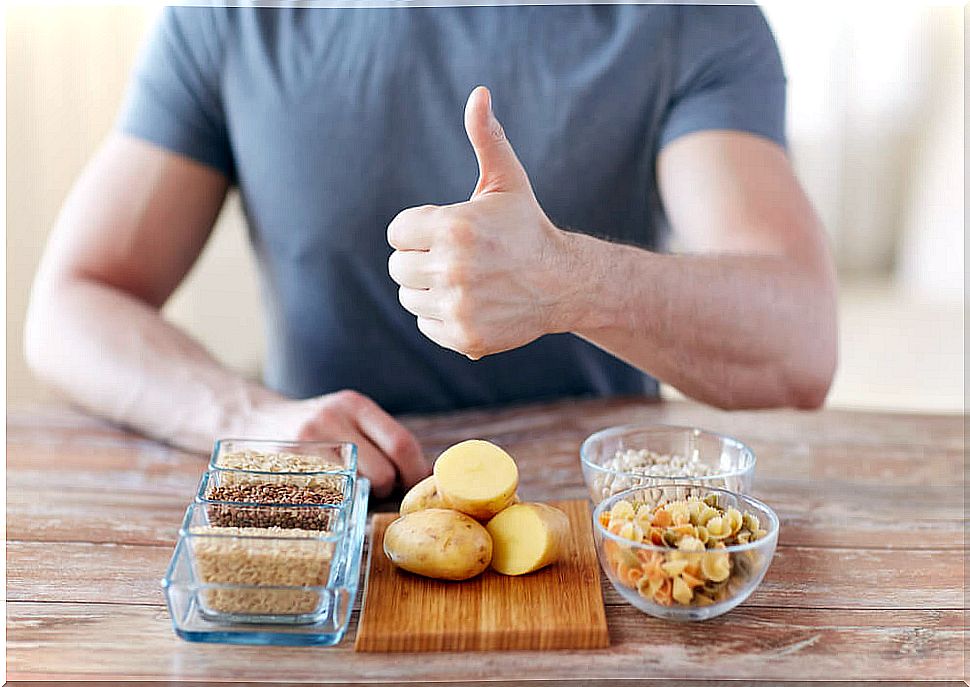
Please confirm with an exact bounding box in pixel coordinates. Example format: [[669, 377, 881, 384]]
[[564, 131, 838, 409], [24, 133, 259, 449], [390, 89, 837, 409], [25, 134, 428, 495]]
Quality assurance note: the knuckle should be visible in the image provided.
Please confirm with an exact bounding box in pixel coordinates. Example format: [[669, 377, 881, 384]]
[[398, 287, 419, 315], [314, 406, 339, 426], [387, 252, 400, 280], [371, 465, 396, 497], [331, 389, 364, 410], [296, 423, 318, 441], [386, 216, 405, 246], [388, 205, 437, 244], [448, 287, 472, 322], [445, 218, 476, 250], [388, 430, 418, 460], [441, 260, 469, 287]]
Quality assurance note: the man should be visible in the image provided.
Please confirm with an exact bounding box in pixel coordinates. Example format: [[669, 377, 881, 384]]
[[24, 4, 837, 498]]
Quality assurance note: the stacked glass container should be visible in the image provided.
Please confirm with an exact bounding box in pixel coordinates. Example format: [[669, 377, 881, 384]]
[[162, 439, 370, 646]]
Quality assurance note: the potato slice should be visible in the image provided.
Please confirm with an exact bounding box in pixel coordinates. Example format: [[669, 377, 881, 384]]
[[433, 440, 518, 520], [383, 509, 492, 581], [399, 475, 446, 516], [486, 502, 569, 576]]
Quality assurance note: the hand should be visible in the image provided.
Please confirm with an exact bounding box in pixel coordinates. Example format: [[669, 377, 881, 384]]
[[246, 390, 430, 498], [387, 86, 578, 360]]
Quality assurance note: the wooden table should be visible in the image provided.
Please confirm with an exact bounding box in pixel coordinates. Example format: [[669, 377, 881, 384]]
[[7, 398, 966, 683]]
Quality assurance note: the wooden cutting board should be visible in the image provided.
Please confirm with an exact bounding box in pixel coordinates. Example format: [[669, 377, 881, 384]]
[[354, 499, 609, 652]]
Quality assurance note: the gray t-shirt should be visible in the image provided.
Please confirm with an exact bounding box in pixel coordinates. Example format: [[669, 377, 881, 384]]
[[118, 4, 786, 414]]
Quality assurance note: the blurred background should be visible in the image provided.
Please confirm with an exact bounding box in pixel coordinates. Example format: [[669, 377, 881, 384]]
[[6, 3, 965, 413]]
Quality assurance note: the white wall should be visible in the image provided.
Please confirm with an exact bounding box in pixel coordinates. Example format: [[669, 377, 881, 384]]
[[762, 2, 964, 291], [6, 5, 264, 405]]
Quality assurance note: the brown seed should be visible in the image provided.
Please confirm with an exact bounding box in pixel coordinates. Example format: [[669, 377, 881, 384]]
[[206, 482, 344, 505], [204, 482, 345, 530]]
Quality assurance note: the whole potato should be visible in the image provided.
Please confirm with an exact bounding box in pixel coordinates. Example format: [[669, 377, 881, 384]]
[[399, 475, 446, 516], [400, 476, 519, 518], [383, 509, 492, 581]]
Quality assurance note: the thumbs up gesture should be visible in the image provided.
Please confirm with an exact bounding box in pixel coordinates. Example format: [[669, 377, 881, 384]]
[[388, 86, 579, 360]]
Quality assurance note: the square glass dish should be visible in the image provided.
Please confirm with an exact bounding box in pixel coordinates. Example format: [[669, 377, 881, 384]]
[[208, 438, 357, 475], [162, 476, 370, 646], [195, 469, 352, 531]]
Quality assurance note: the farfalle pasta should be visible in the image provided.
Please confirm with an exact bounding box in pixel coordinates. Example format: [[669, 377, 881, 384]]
[[600, 493, 768, 607]]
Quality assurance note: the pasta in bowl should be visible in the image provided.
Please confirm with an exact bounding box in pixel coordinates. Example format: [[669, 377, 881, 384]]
[[592, 483, 778, 621]]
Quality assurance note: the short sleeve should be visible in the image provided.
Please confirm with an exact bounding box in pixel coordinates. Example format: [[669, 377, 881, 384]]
[[116, 7, 235, 180], [660, 6, 787, 150]]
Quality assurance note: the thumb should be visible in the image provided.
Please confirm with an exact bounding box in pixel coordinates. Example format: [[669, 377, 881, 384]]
[[464, 86, 531, 198]]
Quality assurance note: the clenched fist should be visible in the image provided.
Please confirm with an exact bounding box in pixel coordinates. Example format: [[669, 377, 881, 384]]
[[387, 86, 581, 360]]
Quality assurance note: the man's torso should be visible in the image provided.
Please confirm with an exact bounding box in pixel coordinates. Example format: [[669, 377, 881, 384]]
[[213, 6, 680, 411]]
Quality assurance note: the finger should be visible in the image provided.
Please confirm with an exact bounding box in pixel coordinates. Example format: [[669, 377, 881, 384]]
[[463, 85, 531, 197], [416, 316, 455, 352], [353, 435, 398, 499], [398, 286, 443, 319], [299, 417, 396, 498], [387, 205, 439, 251], [353, 397, 431, 488], [388, 250, 435, 289]]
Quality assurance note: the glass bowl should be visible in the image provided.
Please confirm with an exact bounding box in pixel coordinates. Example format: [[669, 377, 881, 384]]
[[209, 439, 357, 475], [592, 483, 778, 621], [581, 424, 756, 504]]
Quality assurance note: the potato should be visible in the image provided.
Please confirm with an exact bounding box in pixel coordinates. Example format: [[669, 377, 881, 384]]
[[433, 440, 518, 520], [486, 503, 569, 576], [401, 475, 518, 518], [383, 508, 493, 581], [399, 475, 446, 516]]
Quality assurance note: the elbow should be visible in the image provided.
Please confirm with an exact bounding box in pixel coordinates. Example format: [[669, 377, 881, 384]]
[[788, 366, 835, 410], [710, 359, 835, 412], [23, 291, 57, 385], [783, 330, 838, 411], [23, 273, 78, 387], [708, 332, 837, 412]]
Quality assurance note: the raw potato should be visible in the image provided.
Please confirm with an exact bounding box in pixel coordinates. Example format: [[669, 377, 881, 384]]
[[400, 476, 518, 517], [399, 475, 446, 516], [433, 440, 519, 520], [383, 508, 493, 581], [486, 503, 570, 576]]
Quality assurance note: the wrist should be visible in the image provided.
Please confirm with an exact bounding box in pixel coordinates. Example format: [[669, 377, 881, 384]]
[[544, 227, 616, 335], [219, 381, 294, 439]]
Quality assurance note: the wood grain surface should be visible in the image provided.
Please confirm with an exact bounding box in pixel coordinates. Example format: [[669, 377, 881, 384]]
[[355, 500, 609, 652], [6, 397, 967, 682]]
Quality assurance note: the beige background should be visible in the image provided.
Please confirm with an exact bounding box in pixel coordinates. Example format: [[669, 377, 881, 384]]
[[6, 4, 965, 412]]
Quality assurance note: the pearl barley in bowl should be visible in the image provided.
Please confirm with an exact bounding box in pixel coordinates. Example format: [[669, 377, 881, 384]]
[[580, 425, 756, 504], [593, 483, 778, 621]]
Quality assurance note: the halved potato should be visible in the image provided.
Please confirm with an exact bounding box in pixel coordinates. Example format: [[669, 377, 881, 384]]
[[433, 440, 518, 520], [486, 502, 569, 576]]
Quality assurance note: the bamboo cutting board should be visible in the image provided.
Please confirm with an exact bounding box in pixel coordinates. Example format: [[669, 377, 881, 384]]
[[354, 499, 609, 652]]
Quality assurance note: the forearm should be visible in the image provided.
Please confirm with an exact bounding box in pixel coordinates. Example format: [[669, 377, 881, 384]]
[[555, 232, 838, 409], [24, 278, 284, 452]]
